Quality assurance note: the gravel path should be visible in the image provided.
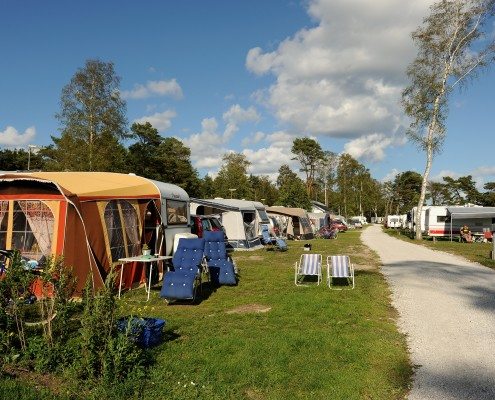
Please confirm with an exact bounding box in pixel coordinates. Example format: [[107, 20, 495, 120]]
[[361, 225, 495, 400]]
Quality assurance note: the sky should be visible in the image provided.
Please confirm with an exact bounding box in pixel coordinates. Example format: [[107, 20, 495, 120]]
[[1, 0, 494, 189]]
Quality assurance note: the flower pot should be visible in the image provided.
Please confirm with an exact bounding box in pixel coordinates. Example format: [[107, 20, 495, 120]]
[[142, 249, 151, 257]]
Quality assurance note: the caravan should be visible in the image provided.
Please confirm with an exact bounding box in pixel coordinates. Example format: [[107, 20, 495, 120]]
[[425, 206, 495, 237], [0, 172, 190, 294]]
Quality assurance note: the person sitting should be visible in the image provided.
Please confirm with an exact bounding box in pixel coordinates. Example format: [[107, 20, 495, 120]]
[[460, 225, 472, 243]]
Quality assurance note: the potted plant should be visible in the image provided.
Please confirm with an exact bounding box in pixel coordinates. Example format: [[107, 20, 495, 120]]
[[142, 244, 151, 257]]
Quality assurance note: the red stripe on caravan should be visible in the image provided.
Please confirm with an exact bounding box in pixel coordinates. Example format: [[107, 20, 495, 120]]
[[0, 194, 65, 200]]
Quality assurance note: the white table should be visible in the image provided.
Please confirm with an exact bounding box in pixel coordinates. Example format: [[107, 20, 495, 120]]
[[117, 255, 172, 301]]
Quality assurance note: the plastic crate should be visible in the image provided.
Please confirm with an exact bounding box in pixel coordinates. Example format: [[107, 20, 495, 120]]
[[117, 316, 166, 348]]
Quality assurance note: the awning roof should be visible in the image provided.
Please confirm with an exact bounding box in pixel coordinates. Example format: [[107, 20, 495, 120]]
[[266, 206, 308, 218], [190, 198, 256, 212], [447, 207, 495, 219], [0, 172, 160, 200]]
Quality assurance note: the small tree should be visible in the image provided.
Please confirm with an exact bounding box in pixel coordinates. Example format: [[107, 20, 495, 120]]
[[402, 0, 495, 239]]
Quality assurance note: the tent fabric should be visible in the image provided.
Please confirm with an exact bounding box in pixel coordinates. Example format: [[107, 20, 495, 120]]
[[447, 207, 495, 219], [266, 206, 308, 217], [1, 172, 159, 200]]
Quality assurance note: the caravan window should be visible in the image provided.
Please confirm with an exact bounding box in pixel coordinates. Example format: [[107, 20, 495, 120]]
[[166, 200, 188, 225], [11, 200, 54, 262], [257, 209, 269, 222], [104, 200, 140, 262], [437, 216, 448, 223]]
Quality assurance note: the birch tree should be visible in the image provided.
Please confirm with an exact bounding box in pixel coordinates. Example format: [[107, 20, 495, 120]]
[[53, 59, 128, 171], [402, 0, 495, 239]]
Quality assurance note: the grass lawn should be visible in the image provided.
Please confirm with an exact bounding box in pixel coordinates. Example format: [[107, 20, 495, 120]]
[[1, 230, 412, 399], [384, 229, 495, 269], [116, 230, 412, 400]]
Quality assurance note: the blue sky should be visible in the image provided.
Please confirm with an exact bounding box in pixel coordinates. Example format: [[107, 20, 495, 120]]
[[1, 0, 494, 188]]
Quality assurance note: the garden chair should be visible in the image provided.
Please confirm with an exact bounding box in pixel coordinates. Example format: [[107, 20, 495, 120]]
[[160, 238, 206, 302], [294, 253, 322, 286], [327, 255, 355, 289], [261, 224, 288, 251], [203, 230, 237, 286]]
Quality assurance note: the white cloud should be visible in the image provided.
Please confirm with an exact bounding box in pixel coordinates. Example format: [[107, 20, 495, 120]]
[[133, 110, 176, 131], [381, 168, 400, 182], [222, 104, 261, 140], [122, 79, 183, 100], [344, 132, 407, 162], [0, 126, 36, 147], [246, 0, 433, 149], [241, 131, 265, 147]]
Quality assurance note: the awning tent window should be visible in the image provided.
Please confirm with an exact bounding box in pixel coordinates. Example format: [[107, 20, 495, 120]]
[[104, 200, 140, 263], [1, 200, 56, 262], [0, 201, 8, 249]]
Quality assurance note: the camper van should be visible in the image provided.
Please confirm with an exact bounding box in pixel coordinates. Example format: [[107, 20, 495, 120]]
[[386, 215, 406, 228]]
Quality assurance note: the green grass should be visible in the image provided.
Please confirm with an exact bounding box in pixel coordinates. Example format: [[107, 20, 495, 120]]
[[2, 231, 413, 399], [384, 228, 495, 269]]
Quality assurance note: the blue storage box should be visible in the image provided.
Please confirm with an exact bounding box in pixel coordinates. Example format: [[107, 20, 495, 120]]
[[117, 317, 166, 348]]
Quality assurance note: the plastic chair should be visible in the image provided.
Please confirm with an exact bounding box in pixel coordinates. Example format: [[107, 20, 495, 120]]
[[203, 230, 237, 286]]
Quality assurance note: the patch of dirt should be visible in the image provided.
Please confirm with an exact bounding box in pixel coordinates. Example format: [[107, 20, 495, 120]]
[[226, 303, 272, 314], [245, 388, 264, 399], [354, 263, 376, 271], [3, 365, 64, 394]]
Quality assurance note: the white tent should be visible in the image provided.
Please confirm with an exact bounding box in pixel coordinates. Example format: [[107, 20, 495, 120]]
[[190, 198, 265, 250]]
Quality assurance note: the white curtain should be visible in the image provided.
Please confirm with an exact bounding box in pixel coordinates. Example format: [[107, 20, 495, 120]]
[[18, 201, 54, 257], [120, 201, 140, 256]]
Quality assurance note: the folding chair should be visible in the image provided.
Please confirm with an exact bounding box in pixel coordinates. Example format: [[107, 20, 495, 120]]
[[294, 253, 322, 286], [327, 255, 355, 289], [160, 238, 206, 302], [261, 224, 288, 251], [203, 230, 237, 286]]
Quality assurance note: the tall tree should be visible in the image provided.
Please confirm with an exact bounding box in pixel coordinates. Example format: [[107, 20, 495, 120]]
[[402, 0, 495, 239], [0, 148, 44, 171], [393, 171, 423, 213], [248, 175, 278, 205], [52, 59, 128, 171], [291, 137, 324, 198], [314, 150, 338, 207], [127, 122, 201, 196], [276, 164, 311, 210], [213, 153, 252, 199]]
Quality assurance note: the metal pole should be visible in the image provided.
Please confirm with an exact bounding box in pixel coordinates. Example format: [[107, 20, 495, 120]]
[[27, 147, 31, 171]]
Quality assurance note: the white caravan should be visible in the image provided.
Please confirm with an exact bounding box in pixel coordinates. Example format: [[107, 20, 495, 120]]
[[387, 214, 406, 228], [425, 206, 495, 237]]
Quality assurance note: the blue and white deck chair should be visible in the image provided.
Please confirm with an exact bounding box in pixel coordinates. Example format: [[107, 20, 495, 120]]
[[160, 238, 206, 302], [203, 230, 237, 286], [294, 253, 322, 286], [327, 255, 355, 289], [261, 224, 288, 251]]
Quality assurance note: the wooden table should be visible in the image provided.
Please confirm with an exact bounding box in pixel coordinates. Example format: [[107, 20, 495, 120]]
[[117, 255, 172, 301]]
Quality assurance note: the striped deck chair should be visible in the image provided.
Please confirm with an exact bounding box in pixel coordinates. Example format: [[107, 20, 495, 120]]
[[327, 255, 355, 289], [294, 253, 322, 286]]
